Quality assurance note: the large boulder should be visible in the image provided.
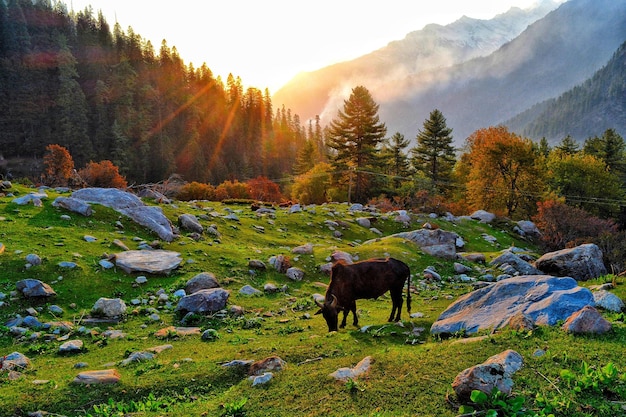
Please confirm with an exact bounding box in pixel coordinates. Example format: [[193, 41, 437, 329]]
[[185, 272, 220, 294], [92, 298, 127, 318], [562, 305, 612, 334], [114, 250, 182, 275], [71, 188, 176, 242], [534, 243, 606, 281], [176, 288, 229, 314], [389, 229, 461, 259], [431, 275, 594, 335], [178, 214, 203, 234]]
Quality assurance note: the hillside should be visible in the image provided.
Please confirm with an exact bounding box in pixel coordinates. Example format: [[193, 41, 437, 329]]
[[274, 0, 626, 145], [0, 184, 625, 416], [505, 40, 626, 144], [273, 1, 559, 131]]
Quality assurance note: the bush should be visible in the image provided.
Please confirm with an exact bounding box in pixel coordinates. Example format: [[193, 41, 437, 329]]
[[43, 144, 74, 186], [215, 180, 250, 201], [77, 160, 127, 189], [177, 181, 216, 201], [245, 176, 284, 203], [532, 200, 617, 251]]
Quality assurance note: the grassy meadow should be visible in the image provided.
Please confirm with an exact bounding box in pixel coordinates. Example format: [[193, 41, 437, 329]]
[[0, 184, 625, 417]]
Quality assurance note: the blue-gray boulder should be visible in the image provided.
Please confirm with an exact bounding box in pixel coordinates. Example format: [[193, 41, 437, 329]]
[[176, 288, 229, 314], [431, 275, 594, 335], [534, 243, 607, 281]]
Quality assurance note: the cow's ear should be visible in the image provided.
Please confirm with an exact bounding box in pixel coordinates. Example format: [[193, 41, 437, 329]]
[[314, 308, 322, 315]]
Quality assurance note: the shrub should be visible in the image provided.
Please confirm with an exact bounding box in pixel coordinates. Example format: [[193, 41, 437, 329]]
[[532, 200, 617, 251], [215, 180, 250, 201], [245, 176, 284, 203], [177, 181, 216, 201], [43, 144, 74, 186], [77, 160, 127, 189]]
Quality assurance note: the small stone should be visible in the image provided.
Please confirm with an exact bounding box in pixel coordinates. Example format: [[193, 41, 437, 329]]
[[135, 276, 148, 284]]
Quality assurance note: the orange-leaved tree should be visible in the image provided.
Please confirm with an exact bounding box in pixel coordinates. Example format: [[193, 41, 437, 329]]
[[43, 144, 74, 186], [246, 176, 284, 203], [458, 126, 545, 218], [77, 160, 127, 189]]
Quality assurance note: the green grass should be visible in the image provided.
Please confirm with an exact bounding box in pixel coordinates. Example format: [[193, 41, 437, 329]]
[[0, 184, 625, 416]]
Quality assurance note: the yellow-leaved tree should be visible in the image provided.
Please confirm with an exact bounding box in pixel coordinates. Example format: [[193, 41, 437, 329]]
[[458, 126, 545, 218]]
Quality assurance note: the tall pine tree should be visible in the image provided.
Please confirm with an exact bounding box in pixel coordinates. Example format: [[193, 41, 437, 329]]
[[326, 86, 386, 202], [411, 109, 455, 193]]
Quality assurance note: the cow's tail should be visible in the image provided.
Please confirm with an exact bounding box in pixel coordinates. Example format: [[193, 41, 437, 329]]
[[406, 270, 412, 314]]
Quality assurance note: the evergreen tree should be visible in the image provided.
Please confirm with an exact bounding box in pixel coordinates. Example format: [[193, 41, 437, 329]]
[[537, 137, 551, 157], [382, 132, 411, 190], [411, 109, 456, 192], [294, 139, 316, 175], [583, 128, 626, 175], [555, 135, 579, 154], [326, 85, 386, 202]]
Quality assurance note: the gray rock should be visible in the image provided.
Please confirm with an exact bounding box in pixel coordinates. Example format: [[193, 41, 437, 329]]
[[268, 254, 291, 273], [490, 251, 542, 276], [1, 352, 31, 371], [185, 272, 220, 294], [239, 285, 262, 296], [178, 213, 203, 234], [292, 243, 313, 255], [249, 372, 273, 386], [593, 290, 624, 312], [286, 267, 305, 281], [52, 197, 93, 216], [25, 253, 42, 266], [431, 275, 594, 335], [92, 298, 127, 318], [470, 210, 496, 223], [16, 279, 56, 298], [59, 340, 83, 354], [390, 229, 461, 259], [534, 243, 607, 281], [48, 305, 64, 315], [72, 188, 176, 242], [454, 263, 472, 274], [175, 288, 230, 314], [516, 220, 541, 238], [120, 351, 155, 366], [452, 350, 523, 401], [562, 305, 612, 334], [22, 315, 43, 329], [114, 250, 182, 275], [460, 253, 486, 263], [58, 261, 77, 269], [329, 356, 372, 382], [12, 192, 48, 205], [356, 217, 371, 228], [248, 259, 267, 270]]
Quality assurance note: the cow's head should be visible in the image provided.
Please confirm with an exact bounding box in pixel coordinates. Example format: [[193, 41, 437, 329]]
[[315, 294, 339, 332]]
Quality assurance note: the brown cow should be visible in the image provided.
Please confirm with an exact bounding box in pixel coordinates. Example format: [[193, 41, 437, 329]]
[[315, 257, 411, 332]]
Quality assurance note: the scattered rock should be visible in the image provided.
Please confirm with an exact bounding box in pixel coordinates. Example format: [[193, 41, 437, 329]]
[[248, 260, 267, 270], [292, 243, 313, 255], [25, 253, 42, 266], [114, 250, 182, 275], [286, 267, 305, 281], [268, 254, 291, 273], [248, 356, 286, 376], [534, 243, 607, 281], [92, 298, 127, 318], [506, 312, 535, 331], [175, 288, 230, 314], [562, 305, 612, 334], [154, 326, 201, 338], [329, 356, 372, 382], [390, 229, 461, 259], [16, 279, 56, 298], [73, 369, 121, 385], [239, 285, 262, 296], [431, 275, 594, 335], [120, 351, 155, 366], [59, 340, 83, 354], [460, 253, 486, 263], [593, 290, 624, 312], [1, 352, 31, 371], [249, 372, 273, 386], [185, 272, 219, 294], [178, 214, 203, 234], [452, 350, 523, 402], [490, 251, 542, 276], [470, 210, 496, 223]]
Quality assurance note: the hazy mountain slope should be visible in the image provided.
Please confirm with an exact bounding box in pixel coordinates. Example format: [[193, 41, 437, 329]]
[[505, 41, 626, 144], [272, 1, 559, 126]]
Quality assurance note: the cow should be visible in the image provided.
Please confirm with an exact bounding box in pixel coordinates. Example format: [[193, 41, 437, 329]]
[[315, 257, 411, 332]]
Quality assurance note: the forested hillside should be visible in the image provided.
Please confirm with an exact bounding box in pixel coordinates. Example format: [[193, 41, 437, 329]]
[[0, 0, 311, 184], [506, 40, 626, 144]]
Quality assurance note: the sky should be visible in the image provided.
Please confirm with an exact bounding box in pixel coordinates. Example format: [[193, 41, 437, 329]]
[[68, 0, 547, 93]]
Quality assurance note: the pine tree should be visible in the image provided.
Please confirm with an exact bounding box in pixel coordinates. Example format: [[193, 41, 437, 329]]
[[382, 132, 411, 189], [411, 109, 456, 193], [326, 86, 386, 202], [555, 135, 579, 154]]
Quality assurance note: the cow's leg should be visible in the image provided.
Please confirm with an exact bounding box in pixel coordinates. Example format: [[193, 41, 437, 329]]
[[389, 290, 403, 322], [350, 301, 358, 327], [340, 308, 349, 328]]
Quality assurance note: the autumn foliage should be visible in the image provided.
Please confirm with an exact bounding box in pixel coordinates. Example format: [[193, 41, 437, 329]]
[[77, 160, 127, 189], [246, 176, 284, 203], [177, 182, 216, 201], [532, 200, 617, 251], [43, 144, 74, 186]]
